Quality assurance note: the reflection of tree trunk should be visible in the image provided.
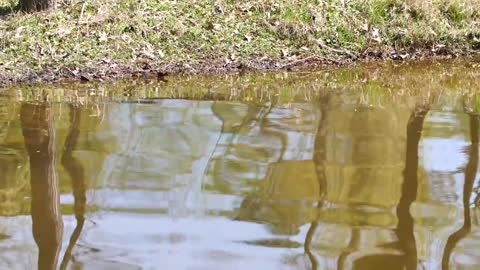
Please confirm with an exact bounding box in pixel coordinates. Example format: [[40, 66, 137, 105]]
[[60, 105, 86, 269], [441, 114, 479, 270], [305, 95, 331, 270], [396, 106, 428, 270], [21, 103, 63, 270]]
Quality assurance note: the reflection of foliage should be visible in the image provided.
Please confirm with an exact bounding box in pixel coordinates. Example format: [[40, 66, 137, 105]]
[[0, 103, 29, 216], [0, 103, 106, 216], [0, 174, 29, 216], [464, 94, 480, 114], [0, 147, 29, 216], [4, 60, 480, 111]]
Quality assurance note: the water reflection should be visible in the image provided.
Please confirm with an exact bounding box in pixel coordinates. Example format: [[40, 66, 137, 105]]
[[12, 102, 89, 270], [304, 95, 330, 270], [351, 105, 429, 270], [1, 62, 480, 269], [441, 112, 479, 270], [394, 106, 429, 270], [21, 102, 63, 270], [59, 104, 86, 270]]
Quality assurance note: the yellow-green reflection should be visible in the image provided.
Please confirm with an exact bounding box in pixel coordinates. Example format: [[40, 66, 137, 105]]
[[0, 60, 479, 269]]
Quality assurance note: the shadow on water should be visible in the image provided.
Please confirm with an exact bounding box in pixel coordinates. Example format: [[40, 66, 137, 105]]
[[441, 111, 479, 270], [21, 102, 87, 270], [21, 102, 64, 270]]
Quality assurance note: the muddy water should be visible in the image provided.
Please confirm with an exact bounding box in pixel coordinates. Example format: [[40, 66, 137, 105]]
[[1, 60, 480, 270]]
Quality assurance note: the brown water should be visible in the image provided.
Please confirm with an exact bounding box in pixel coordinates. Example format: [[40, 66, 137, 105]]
[[1, 60, 480, 270]]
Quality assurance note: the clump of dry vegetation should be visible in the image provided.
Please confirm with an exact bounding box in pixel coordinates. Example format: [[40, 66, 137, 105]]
[[0, 0, 479, 86]]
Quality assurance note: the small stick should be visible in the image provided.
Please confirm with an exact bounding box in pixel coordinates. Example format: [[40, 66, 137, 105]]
[[280, 55, 341, 69], [78, 1, 87, 24], [316, 40, 358, 60]]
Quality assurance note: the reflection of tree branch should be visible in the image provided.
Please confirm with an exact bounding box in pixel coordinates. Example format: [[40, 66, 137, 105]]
[[305, 94, 331, 270], [210, 104, 265, 193], [441, 113, 479, 270], [304, 220, 318, 270], [337, 229, 360, 270], [60, 104, 87, 270], [21, 103, 63, 270], [259, 103, 288, 161], [396, 106, 429, 270], [474, 193, 480, 208]]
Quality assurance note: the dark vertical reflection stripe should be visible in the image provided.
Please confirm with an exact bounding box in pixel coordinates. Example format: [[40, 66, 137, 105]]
[[60, 105, 87, 269], [441, 113, 479, 270], [21, 103, 63, 270], [396, 106, 429, 270], [304, 223, 318, 270], [337, 229, 360, 270], [305, 94, 331, 270]]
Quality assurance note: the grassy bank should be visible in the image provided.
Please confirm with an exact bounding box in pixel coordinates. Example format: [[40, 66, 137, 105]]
[[1, 0, 479, 86]]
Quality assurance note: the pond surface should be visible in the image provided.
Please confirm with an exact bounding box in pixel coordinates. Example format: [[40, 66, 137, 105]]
[[1, 60, 480, 270]]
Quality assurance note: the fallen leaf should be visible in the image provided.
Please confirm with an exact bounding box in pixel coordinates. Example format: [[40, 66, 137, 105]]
[[371, 28, 382, 43], [57, 26, 72, 39], [14, 26, 24, 39], [158, 49, 165, 58], [99, 32, 108, 42]]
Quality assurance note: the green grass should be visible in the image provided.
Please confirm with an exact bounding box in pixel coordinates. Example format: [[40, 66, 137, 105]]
[[0, 0, 479, 84]]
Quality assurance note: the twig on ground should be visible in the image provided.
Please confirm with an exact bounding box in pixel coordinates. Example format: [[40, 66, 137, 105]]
[[280, 55, 342, 69], [316, 40, 358, 60]]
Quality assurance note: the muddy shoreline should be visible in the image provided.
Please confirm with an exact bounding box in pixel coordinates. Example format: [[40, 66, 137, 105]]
[[1, 49, 478, 88]]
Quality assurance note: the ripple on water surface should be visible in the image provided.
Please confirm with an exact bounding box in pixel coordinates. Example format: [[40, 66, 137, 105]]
[[1, 59, 480, 269]]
